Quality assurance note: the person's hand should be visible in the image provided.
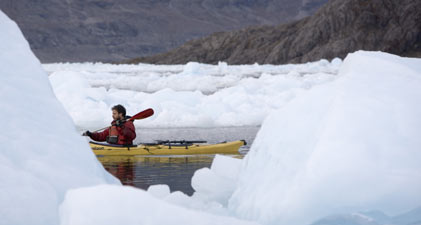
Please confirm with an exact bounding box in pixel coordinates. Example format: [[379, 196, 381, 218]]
[[82, 131, 92, 137]]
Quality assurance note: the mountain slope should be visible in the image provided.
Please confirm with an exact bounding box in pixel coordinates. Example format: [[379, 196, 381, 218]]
[[129, 0, 421, 64], [0, 0, 327, 63]]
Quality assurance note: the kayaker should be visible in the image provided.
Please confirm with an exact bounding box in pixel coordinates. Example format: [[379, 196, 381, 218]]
[[83, 105, 136, 145]]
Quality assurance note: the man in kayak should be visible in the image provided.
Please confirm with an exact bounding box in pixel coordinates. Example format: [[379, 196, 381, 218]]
[[83, 105, 136, 145]]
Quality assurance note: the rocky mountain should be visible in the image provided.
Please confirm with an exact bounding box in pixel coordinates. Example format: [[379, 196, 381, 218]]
[[0, 0, 328, 63], [130, 0, 421, 65]]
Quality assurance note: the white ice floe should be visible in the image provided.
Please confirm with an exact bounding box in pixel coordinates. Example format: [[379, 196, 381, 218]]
[[45, 58, 341, 129]]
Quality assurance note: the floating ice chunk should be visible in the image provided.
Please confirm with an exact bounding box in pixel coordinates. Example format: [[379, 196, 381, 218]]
[[192, 155, 242, 206], [210, 155, 242, 180], [218, 61, 229, 74], [331, 57, 342, 67], [182, 62, 203, 76]]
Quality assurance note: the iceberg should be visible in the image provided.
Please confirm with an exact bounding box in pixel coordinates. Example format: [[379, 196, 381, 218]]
[[228, 51, 421, 225], [0, 10, 120, 225]]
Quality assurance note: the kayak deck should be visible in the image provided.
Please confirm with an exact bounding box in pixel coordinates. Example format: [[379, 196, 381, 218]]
[[90, 140, 245, 156]]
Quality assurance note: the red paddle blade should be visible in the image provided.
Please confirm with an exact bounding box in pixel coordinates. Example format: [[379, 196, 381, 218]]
[[129, 108, 154, 121]]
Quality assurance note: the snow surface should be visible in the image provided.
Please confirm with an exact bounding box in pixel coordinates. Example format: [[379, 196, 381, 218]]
[[228, 51, 421, 225], [0, 10, 119, 225], [45, 59, 341, 129]]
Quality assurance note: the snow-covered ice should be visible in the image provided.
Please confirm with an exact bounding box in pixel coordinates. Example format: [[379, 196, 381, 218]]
[[45, 59, 341, 129]]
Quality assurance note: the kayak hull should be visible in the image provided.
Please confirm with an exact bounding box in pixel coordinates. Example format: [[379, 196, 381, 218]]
[[90, 140, 244, 156]]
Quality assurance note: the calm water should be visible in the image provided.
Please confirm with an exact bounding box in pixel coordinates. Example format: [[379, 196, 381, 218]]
[[96, 126, 260, 195]]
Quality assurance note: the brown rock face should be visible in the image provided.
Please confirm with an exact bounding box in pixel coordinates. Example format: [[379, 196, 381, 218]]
[[130, 0, 421, 65]]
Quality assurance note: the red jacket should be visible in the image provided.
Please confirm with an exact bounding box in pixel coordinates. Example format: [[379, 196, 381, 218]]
[[91, 120, 136, 145]]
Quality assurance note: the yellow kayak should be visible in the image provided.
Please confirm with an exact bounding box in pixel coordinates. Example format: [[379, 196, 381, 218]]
[[90, 140, 245, 156]]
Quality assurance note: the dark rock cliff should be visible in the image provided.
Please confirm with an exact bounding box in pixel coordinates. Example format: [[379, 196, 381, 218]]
[[129, 0, 421, 65]]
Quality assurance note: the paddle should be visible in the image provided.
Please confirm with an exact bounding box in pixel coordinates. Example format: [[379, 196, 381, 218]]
[[128, 108, 154, 122], [90, 108, 154, 133]]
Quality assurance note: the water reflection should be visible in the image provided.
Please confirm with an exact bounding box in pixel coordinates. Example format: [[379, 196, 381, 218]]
[[98, 155, 243, 195], [96, 126, 258, 195]]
